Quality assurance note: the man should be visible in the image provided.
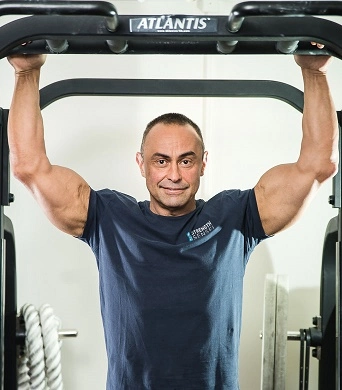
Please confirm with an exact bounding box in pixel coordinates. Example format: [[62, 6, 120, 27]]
[[7, 52, 338, 389]]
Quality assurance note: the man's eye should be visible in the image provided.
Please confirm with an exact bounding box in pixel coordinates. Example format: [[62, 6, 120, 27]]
[[181, 159, 192, 166], [157, 159, 166, 165]]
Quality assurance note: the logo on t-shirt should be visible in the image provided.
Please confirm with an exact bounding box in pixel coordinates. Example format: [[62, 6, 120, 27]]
[[186, 221, 215, 241]]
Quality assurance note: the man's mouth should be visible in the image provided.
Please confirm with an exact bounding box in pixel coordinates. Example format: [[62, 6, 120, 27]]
[[161, 186, 187, 193]]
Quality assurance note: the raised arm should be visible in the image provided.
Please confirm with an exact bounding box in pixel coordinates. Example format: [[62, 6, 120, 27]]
[[7, 54, 90, 237], [254, 54, 339, 236]]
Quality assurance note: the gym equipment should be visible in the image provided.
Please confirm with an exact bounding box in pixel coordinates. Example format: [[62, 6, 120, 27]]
[[260, 274, 328, 390], [261, 274, 289, 390], [260, 218, 340, 389], [0, 2, 339, 389], [16, 303, 77, 390], [0, 1, 341, 58]]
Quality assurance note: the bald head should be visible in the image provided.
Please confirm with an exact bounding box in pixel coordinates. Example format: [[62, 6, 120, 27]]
[[140, 113, 205, 156]]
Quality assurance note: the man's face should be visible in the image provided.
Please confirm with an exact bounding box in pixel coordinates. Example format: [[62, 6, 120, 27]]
[[136, 123, 207, 216]]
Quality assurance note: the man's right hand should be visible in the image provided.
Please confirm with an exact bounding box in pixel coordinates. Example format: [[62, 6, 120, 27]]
[[7, 54, 47, 74]]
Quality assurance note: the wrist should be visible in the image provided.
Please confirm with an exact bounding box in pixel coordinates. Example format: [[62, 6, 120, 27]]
[[301, 67, 328, 77], [15, 67, 41, 77]]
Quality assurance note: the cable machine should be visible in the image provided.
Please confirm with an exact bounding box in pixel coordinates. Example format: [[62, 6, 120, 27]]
[[0, 1, 341, 389]]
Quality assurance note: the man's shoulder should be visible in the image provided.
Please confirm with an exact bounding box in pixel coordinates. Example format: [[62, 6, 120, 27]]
[[206, 188, 254, 204], [91, 188, 138, 204]]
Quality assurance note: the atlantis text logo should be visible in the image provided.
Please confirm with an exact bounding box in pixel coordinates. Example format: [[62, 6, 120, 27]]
[[130, 16, 218, 33]]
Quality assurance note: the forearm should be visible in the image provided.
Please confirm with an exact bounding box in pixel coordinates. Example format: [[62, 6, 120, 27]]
[[255, 57, 339, 236], [299, 68, 339, 182], [7, 55, 90, 236], [8, 68, 50, 182]]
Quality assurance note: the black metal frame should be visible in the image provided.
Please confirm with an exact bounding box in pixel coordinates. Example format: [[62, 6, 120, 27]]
[[0, 14, 341, 58], [39, 79, 304, 110], [0, 1, 340, 58], [0, 1, 340, 389], [320, 216, 339, 390]]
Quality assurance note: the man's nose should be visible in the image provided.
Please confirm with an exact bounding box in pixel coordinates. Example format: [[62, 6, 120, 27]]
[[167, 162, 181, 182]]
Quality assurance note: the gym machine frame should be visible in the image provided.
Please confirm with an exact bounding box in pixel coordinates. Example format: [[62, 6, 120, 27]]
[[0, 1, 340, 389]]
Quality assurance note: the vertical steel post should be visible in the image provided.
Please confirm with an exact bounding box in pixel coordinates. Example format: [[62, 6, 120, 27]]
[[0, 213, 3, 390], [0, 108, 10, 390], [336, 113, 342, 390], [338, 221, 341, 390], [0, 109, 6, 390]]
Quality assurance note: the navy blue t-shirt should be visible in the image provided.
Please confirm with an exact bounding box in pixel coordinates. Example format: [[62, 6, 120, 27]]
[[80, 188, 268, 390]]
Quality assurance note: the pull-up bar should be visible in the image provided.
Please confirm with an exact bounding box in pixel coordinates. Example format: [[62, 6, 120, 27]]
[[223, 1, 342, 54], [0, 0, 118, 31], [228, 1, 342, 32], [0, 1, 341, 58], [0, 0, 119, 53]]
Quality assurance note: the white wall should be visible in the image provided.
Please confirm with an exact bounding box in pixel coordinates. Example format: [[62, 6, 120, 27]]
[[0, 1, 341, 389]]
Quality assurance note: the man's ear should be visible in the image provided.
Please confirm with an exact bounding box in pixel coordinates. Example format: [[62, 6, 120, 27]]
[[136, 152, 145, 177], [200, 151, 208, 176]]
